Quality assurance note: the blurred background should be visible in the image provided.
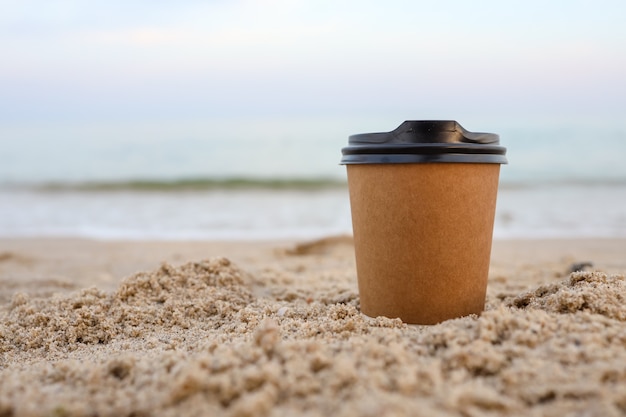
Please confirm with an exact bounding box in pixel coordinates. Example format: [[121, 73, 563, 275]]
[[1, 0, 625, 240]]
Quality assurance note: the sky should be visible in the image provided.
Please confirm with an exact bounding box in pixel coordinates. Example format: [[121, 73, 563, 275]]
[[1, 0, 625, 182]]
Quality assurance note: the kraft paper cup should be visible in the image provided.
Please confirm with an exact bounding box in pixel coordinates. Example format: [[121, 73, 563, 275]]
[[340, 120, 507, 325]]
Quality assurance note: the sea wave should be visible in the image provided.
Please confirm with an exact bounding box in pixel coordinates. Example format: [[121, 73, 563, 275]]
[[498, 178, 626, 190], [2, 175, 626, 193], [1, 177, 348, 192]]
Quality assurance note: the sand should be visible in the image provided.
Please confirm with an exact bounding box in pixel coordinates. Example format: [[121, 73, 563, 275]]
[[1, 237, 625, 416]]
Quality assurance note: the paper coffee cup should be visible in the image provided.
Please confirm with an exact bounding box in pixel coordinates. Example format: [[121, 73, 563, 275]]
[[340, 121, 507, 325]]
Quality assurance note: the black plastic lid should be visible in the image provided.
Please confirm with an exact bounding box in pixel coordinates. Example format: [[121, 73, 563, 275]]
[[340, 120, 507, 165]]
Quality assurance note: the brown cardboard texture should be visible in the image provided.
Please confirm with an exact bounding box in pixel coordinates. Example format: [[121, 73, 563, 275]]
[[347, 163, 501, 325]]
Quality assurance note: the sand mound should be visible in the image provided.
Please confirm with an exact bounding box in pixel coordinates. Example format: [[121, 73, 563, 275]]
[[2, 258, 252, 353], [1, 259, 625, 416], [506, 271, 626, 319]]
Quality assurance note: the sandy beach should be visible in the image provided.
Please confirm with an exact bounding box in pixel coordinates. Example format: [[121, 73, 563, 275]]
[[1, 237, 625, 416]]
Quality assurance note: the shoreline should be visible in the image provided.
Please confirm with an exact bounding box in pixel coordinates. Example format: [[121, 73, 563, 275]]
[[3, 183, 626, 243]]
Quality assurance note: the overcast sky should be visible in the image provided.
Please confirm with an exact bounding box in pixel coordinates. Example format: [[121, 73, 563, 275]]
[[1, 0, 625, 127]]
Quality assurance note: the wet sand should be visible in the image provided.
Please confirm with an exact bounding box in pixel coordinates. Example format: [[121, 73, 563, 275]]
[[1, 237, 625, 416]]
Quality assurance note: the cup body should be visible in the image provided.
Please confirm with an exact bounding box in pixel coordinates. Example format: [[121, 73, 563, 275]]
[[347, 160, 501, 324]]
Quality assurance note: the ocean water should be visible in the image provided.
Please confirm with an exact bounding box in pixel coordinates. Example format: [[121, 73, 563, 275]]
[[1, 182, 625, 240], [1, 124, 625, 240]]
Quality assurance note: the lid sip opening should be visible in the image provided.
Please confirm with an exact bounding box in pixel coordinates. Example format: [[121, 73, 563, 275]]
[[341, 120, 508, 165]]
